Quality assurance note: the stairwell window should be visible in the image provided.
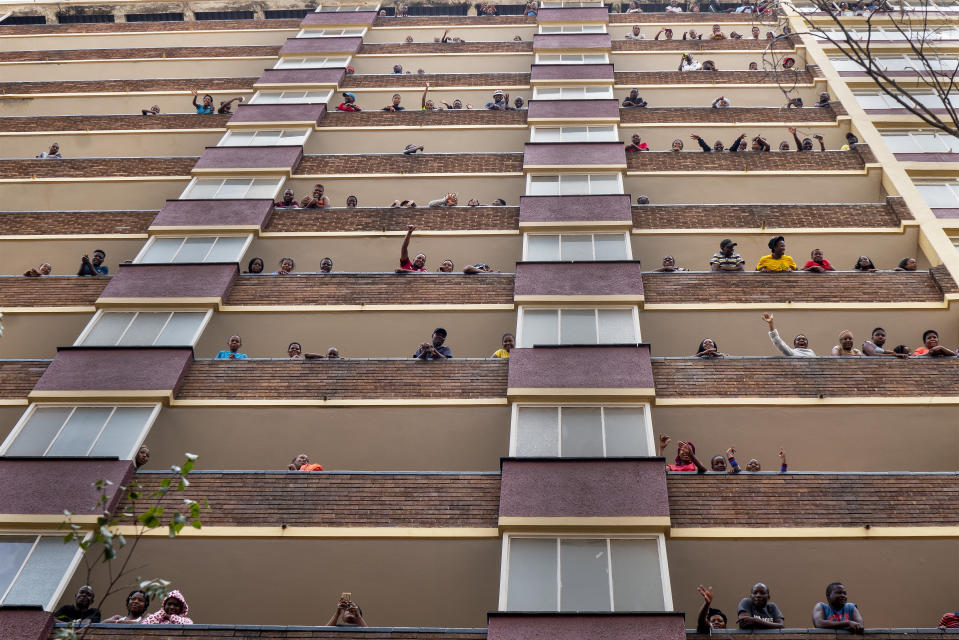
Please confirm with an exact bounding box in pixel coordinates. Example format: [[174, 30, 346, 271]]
[[517, 307, 639, 346], [180, 177, 284, 200], [315, 4, 378, 11], [510, 404, 653, 457], [881, 131, 959, 153], [533, 85, 613, 100], [524, 232, 630, 260], [855, 91, 958, 110], [296, 27, 366, 37], [527, 173, 623, 195], [539, 25, 606, 33], [135, 235, 252, 264], [75, 310, 212, 347], [530, 125, 617, 142], [274, 56, 350, 69], [916, 181, 959, 208], [536, 53, 609, 64], [218, 129, 311, 147], [0, 536, 82, 608], [248, 90, 332, 105]]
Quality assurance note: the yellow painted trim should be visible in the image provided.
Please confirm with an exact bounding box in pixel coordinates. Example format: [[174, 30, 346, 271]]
[[358, 52, 530, 58], [643, 301, 949, 310], [519, 221, 631, 231], [0, 400, 28, 406], [0, 234, 150, 240], [513, 295, 644, 304], [294, 172, 525, 179], [227, 120, 323, 129], [253, 83, 340, 90], [508, 387, 656, 398], [669, 526, 959, 539], [170, 398, 508, 407], [314, 125, 529, 132], [625, 170, 867, 177], [624, 121, 839, 129], [0, 129, 225, 137], [112, 526, 500, 539], [192, 168, 293, 178], [631, 227, 910, 235], [96, 297, 221, 309], [149, 225, 262, 235], [500, 516, 670, 532], [0, 27, 298, 39], [530, 78, 615, 86], [613, 83, 815, 89], [655, 396, 959, 406], [527, 117, 620, 124], [0, 514, 99, 526], [0, 56, 275, 66], [0, 307, 96, 314], [259, 230, 520, 238], [524, 164, 626, 171], [218, 304, 514, 312], [0, 177, 187, 184], [0, 90, 254, 99], [29, 390, 174, 404]]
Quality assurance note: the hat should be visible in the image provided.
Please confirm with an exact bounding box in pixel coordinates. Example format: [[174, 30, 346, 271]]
[[720, 238, 737, 248], [343, 92, 356, 100], [493, 90, 504, 97]]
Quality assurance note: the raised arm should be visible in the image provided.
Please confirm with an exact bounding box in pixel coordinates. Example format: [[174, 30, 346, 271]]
[[401, 225, 415, 264], [191, 88, 200, 108], [729, 133, 746, 152], [690, 134, 712, 152], [696, 586, 714, 633], [789, 127, 803, 152], [763, 312, 796, 356], [815, 134, 826, 151], [421, 83, 430, 108]]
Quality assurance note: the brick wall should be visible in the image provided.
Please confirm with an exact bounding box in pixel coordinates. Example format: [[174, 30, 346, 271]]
[[318, 110, 527, 127], [931, 264, 959, 295], [610, 13, 783, 23], [0, 45, 279, 63], [295, 153, 524, 175], [0, 157, 197, 179], [620, 106, 838, 123], [0, 276, 107, 307], [225, 274, 515, 306], [615, 70, 812, 85], [626, 149, 863, 172], [632, 202, 909, 229], [612, 38, 794, 51], [0, 211, 156, 235], [66, 629, 489, 639], [177, 360, 508, 400], [265, 206, 520, 232], [0, 361, 48, 400], [359, 42, 533, 54], [133, 472, 500, 528], [0, 77, 257, 95], [0, 19, 301, 35], [342, 73, 530, 89], [0, 114, 231, 133]]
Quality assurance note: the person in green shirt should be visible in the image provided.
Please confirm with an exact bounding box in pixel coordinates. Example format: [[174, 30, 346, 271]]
[[756, 236, 797, 272]]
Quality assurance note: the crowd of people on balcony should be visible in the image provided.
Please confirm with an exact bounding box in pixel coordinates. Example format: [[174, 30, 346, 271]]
[[56, 586, 194, 626], [660, 434, 787, 472], [626, 129, 853, 152]]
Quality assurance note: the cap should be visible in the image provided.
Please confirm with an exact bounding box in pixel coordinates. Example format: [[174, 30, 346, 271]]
[[493, 90, 504, 96], [720, 238, 737, 248], [343, 92, 356, 99]]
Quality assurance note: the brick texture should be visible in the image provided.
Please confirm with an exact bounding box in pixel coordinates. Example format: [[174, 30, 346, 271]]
[[341, 73, 529, 88], [0, 157, 197, 179], [632, 201, 911, 229], [626, 150, 863, 172], [225, 274, 514, 306], [295, 153, 524, 175], [265, 206, 519, 232], [0, 45, 279, 63], [0, 114, 231, 133], [0, 77, 257, 95], [620, 106, 838, 123], [0, 276, 107, 307], [612, 38, 794, 51], [132, 472, 500, 528], [652, 357, 959, 398], [668, 473, 959, 528], [610, 13, 783, 23], [931, 264, 959, 295], [642, 271, 944, 304], [359, 42, 532, 54], [176, 359, 508, 400], [374, 16, 536, 26], [615, 70, 812, 85], [0, 211, 156, 236], [318, 110, 527, 127], [0, 19, 301, 35], [0, 360, 48, 400]]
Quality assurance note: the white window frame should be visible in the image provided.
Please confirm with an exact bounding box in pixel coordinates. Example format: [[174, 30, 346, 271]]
[[508, 402, 655, 457], [498, 533, 673, 611], [525, 173, 624, 196], [74, 310, 213, 348], [179, 177, 284, 200], [0, 403, 161, 459], [854, 91, 957, 110], [273, 56, 351, 69], [522, 231, 631, 260], [535, 53, 609, 64], [516, 306, 641, 347], [296, 27, 367, 37], [315, 4, 379, 11], [248, 90, 333, 105], [539, 24, 607, 34], [529, 125, 618, 142], [217, 129, 311, 147], [133, 235, 254, 264], [832, 53, 959, 72], [540, 1, 605, 7], [881, 131, 959, 153], [0, 535, 85, 610], [916, 180, 959, 208], [532, 85, 614, 100]]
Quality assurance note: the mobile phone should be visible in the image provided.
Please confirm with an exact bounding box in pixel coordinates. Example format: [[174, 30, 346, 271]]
[[341, 592, 352, 602]]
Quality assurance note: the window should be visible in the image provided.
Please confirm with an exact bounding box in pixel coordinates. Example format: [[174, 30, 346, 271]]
[[248, 90, 332, 105], [854, 92, 957, 110], [917, 181, 959, 208], [832, 54, 959, 72], [180, 177, 284, 200], [532, 86, 613, 100], [1, 404, 160, 459], [273, 56, 350, 69], [296, 27, 366, 37], [315, 4, 378, 11], [502, 536, 669, 611], [218, 129, 310, 147], [525, 233, 630, 260], [135, 235, 252, 264], [536, 53, 609, 64], [518, 307, 639, 346], [0, 536, 81, 608], [530, 125, 617, 142], [882, 131, 959, 153], [540, 25, 606, 33], [511, 404, 652, 457], [76, 311, 212, 347], [527, 173, 623, 195], [540, 1, 605, 7]]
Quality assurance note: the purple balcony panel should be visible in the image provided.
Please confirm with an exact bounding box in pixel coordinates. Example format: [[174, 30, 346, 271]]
[[256, 68, 346, 87], [0, 459, 133, 516], [500, 459, 668, 519], [537, 7, 610, 22], [519, 195, 632, 225], [531, 64, 614, 82], [488, 613, 686, 640], [933, 208, 959, 218], [300, 10, 377, 25], [231, 104, 327, 126], [150, 199, 274, 231], [99, 263, 239, 303], [279, 36, 363, 55], [33, 348, 194, 401], [508, 346, 654, 392], [524, 142, 626, 168], [194, 146, 303, 174], [515, 262, 643, 298], [894, 153, 959, 163], [528, 99, 620, 120], [533, 33, 612, 51], [0, 610, 54, 640]]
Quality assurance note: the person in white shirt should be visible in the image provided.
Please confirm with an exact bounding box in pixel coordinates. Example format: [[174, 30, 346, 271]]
[[762, 312, 815, 357]]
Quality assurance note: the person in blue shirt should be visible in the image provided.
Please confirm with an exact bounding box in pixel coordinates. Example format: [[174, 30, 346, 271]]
[[413, 328, 451, 359], [77, 250, 108, 276], [215, 335, 248, 360], [813, 583, 864, 634], [191, 89, 214, 114]]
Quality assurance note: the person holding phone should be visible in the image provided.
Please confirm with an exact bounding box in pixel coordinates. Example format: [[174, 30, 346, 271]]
[[325, 594, 368, 626]]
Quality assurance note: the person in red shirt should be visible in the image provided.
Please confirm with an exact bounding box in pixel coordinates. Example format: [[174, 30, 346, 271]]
[[801, 248, 834, 272], [289, 453, 323, 471], [337, 92, 362, 111], [659, 434, 706, 472], [397, 224, 427, 272]]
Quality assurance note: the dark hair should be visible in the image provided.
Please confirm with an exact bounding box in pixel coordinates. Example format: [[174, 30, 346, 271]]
[[922, 329, 939, 342], [871, 327, 885, 336], [767, 235, 785, 251], [826, 582, 844, 597], [93, 249, 106, 257], [247, 257, 264, 273], [897, 257, 914, 269], [433, 327, 448, 337], [502, 333, 515, 340], [288, 342, 302, 351], [203, 94, 213, 102], [697, 338, 717, 354], [893, 344, 910, 354], [708, 608, 727, 624], [126, 589, 149, 609], [852, 256, 876, 270]]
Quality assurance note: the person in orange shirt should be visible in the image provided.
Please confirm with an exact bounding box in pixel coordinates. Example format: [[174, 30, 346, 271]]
[[289, 454, 323, 471]]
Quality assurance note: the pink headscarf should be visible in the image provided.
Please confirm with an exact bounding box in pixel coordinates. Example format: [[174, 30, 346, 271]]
[[141, 589, 193, 625]]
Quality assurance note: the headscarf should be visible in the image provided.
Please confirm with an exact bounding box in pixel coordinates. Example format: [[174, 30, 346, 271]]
[[838, 330, 853, 341], [675, 441, 695, 465], [142, 589, 192, 625]]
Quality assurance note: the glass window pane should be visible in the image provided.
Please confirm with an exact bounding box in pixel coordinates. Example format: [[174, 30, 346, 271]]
[[522, 310, 559, 346], [507, 538, 556, 610], [4, 537, 78, 607], [155, 312, 206, 346], [603, 408, 649, 456], [536, 87, 561, 99], [594, 234, 628, 260], [561, 309, 597, 344], [598, 309, 635, 343], [173, 237, 215, 263], [81, 312, 134, 346], [882, 135, 921, 153], [248, 179, 281, 199], [4, 407, 72, 456], [942, 135, 959, 152], [515, 407, 559, 457], [533, 128, 560, 143], [560, 407, 603, 456], [589, 125, 616, 141], [185, 179, 220, 199], [88, 406, 155, 459], [918, 184, 959, 207], [560, 539, 610, 611], [46, 407, 113, 456], [117, 312, 169, 346], [218, 179, 252, 199], [205, 236, 248, 263], [527, 235, 560, 261], [610, 539, 664, 610], [855, 94, 888, 109], [223, 131, 255, 146], [560, 235, 594, 261], [588, 174, 620, 194], [562, 127, 589, 142], [528, 176, 559, 196], [141, 237, 184, 263], [559, 174, 589, 195], [0, 537, 34, 602]]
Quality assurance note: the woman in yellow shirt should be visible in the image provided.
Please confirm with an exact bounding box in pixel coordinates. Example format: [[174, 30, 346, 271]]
[[492, 333, 514, 358], [756, 236, 797, 272]]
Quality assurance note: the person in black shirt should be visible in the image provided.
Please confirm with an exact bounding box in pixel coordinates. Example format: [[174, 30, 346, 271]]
[[55, 585, 101, 623], [738, 583, 785, 629], [414, 328, 451, 359], [383, 94, 405, 111], [696, 585, 728, 633]]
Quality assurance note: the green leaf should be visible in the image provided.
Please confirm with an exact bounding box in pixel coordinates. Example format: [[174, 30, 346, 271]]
[[192, 520, 202, 529], [182, 459, 194, 474], [160, 478, 171, 488]]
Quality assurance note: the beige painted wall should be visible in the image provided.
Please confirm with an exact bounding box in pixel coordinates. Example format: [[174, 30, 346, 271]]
[[335, 89, 529, 110], [609, 23, 782, 38], [0, 131, 223, 160], [351, 53, 532, 75], [623, 125, 849, 152], [0, 94, 255, 118], [613, 51, 807, 72], [0, 312, 92, 358], [628, 172, 882, 204], [145, 405, 509, 471], [616, 85, 824, 108], [0, 57, 272, 83], [284, 176, 525, 208], [365, 26, 537, 43], [0, 180, 188, 211], [668, 539, 959, 628], [0, 29, 296, 52], [307, 128, 529, 155], [0, 239, 147, 276]]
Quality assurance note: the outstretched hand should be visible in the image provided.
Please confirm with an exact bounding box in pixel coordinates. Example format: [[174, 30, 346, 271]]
[[697, 585, 713, 604]]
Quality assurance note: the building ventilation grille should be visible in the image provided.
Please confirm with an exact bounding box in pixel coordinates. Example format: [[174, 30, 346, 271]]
[[126, 12, 185, 22], [194, 10, 256, 20], [265, 9, 312, 19], [56, 13, 115, 23], [0, 14, 46, 24]]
